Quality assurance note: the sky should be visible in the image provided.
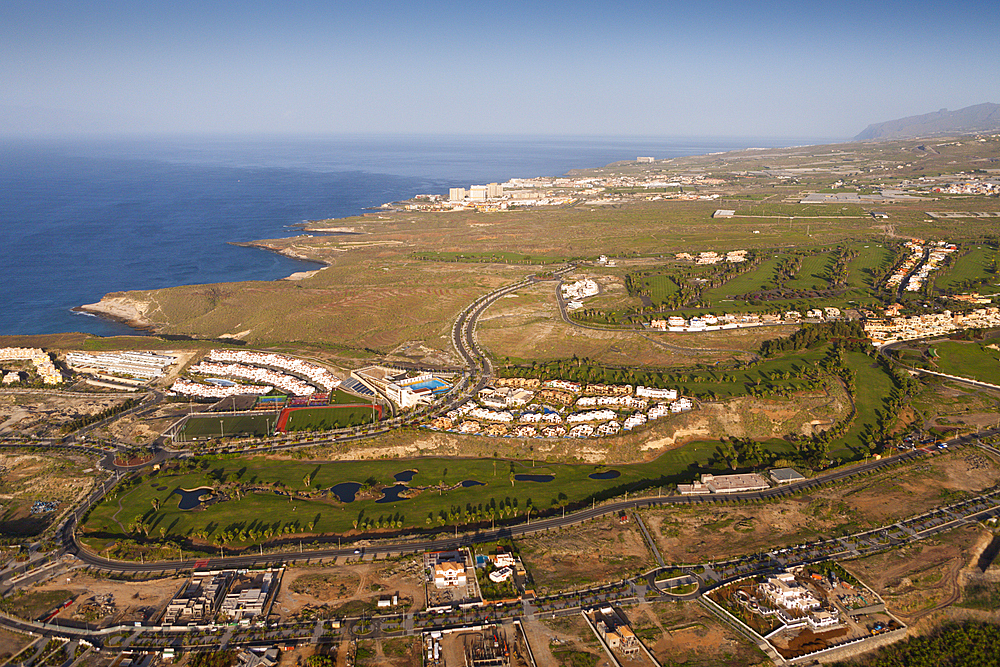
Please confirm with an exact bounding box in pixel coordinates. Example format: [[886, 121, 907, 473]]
[[2, 0, 998, 140]]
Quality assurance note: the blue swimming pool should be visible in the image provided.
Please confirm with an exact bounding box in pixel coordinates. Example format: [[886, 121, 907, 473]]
[[406, 378, 450, 394]]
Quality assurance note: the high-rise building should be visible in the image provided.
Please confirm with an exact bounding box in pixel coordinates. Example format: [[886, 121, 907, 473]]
[[469, 185, 488, 201], [487, 182, 503, 198], [449, 187, 467, 201]]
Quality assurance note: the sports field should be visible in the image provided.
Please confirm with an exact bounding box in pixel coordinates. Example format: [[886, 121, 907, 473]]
[[180, 413, 277, 440], [280, 405, 380, 432]]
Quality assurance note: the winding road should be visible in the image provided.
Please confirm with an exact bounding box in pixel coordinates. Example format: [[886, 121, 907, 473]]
[[4, 266, 1000, 654]]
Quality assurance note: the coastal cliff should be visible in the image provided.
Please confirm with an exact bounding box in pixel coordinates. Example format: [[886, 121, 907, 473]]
[[76, 295, 158, 332]]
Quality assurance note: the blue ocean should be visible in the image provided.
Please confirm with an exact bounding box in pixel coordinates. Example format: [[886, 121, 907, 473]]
[[0, 134, 818, 336]]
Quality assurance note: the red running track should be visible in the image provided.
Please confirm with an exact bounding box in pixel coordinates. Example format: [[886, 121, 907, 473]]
[[274, 403, 382, 432]]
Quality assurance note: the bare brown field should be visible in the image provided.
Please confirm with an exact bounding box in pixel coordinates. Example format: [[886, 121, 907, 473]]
[[281, 415, 691, 465], [912, 381, 1000, 435], [0, 626, 31, 664], [0, 451, 99, 537], [14, 571, 181, 626], [274, 558, 425, 621], [842, 526, 984, 625], [0, 392, 130, 438], [517, 514, 654, 593], [476, 280, 778, 367], [283, 382, 843, 466], [643, 447, 1000, 564], [632, 599, 769, 667], [532, 614, 609, 667]]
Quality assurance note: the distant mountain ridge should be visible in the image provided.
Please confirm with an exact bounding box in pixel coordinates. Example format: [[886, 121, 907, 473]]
[[855, 103, 1000, 141]]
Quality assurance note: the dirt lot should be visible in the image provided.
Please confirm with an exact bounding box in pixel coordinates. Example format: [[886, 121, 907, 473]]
[[275, 414, 706, 466], [351, 637, 423, 667], [644, 446, 1000, 564], [531, 614, 610, 667], [14, 571, 185, 626], [912, 381, 1000, 434], [518, 514, 654, 594], [630, 599, 770, 667], [476, 280, 777, 368], [643, 383, 849, 450], [0, 451, 100, 537], [274, 557, 425, 621], [0, 390, 130, 437], [0, 625, 32, 663], [843, 525, 985, 626]]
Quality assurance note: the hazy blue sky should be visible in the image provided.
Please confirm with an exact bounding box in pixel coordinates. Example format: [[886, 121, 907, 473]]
[[3, 0, 997, 139]]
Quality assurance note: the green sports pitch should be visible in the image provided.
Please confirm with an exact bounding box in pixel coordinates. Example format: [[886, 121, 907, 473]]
[[180, 413, 277, 440]]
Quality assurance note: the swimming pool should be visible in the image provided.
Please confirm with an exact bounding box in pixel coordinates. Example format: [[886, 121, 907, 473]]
[[406, 378, 450, 394]]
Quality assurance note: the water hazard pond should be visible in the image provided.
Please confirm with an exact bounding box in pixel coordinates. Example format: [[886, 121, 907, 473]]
[[376, 484, 409, 504], [330, 482, 362, 503], [514, 474, 554, 482], [172, 487, 212, 510], [588, 470, 621, 480]]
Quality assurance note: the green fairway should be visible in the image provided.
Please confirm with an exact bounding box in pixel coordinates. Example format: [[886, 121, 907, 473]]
[[181, 414, 276, 439], [828, 352, 896, 459], [935, 246, 999, 291], [701, 256, 783, 303], [784, 252, 834, 291], [501, 342, 830, 399], [845, 243, 892, 291], [928, 341, 1000, 385], [81, 440, 784, 550], [639, 274, 680, 305]]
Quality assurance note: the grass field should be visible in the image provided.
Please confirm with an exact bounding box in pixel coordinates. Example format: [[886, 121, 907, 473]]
[[928, 341, 1000, 385], [701, 256, 783, 302], [181, 414, 276, 439], [283, 405, 379, 431], [935, 245, 998, 291], [639, 274, 680, 305], [784, 252, 834, 291], [845, 243, 892, 291], [81, 439, 775, 550], [828, 352, 896, 459]]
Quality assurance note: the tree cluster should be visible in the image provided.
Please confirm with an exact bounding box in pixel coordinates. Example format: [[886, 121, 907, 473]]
[[832, 620, 1000, 667]]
